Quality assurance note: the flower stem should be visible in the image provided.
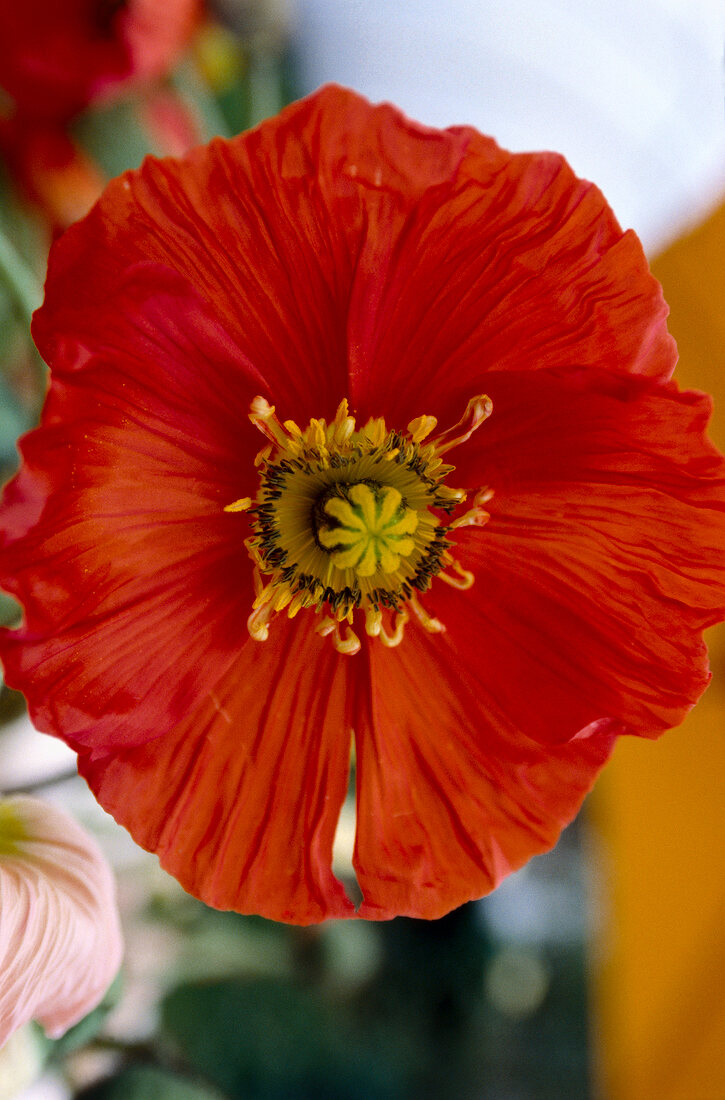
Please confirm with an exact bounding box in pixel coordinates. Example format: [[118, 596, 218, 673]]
[[88, 1036, 228, 1096], [170, 59, 233, 141], [0, 224, 42, 329], [1, 766, 80, 797]]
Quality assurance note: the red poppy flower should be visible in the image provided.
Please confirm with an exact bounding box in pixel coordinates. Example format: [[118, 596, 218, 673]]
[[0, 0, 200, 122], [2, 86, 725, 924]]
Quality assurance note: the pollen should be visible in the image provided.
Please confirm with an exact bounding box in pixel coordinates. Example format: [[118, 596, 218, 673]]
[[226, 396, 493, 654]]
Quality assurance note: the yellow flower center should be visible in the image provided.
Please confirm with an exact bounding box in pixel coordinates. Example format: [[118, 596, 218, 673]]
[[225, 395, 494, 654], [316, 484, 419, 577], [0, 802, 26, 856]]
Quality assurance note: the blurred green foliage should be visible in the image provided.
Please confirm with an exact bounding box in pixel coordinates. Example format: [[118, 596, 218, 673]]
[[76, 884, 591, 1099], [77, 1065, 225, 1100]]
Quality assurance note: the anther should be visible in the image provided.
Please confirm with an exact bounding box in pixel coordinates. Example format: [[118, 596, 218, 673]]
[[333, 399, 356, 445], [436, 485, 467, 509], [317, 617, 361, 655], [365, 419, 387, 447], [316, 616, 336, 638], [236, 394, 490, 653], [332, 623, 361, 656], [365, 607, 383, 636], [409, 595, 445, 634], [449, 487, 494, 530], [431, 395, 493, 456], [380, 607, 409, 647], [249, 397, 297, 450], [407, 414, 438, 443], [438, 559, 475, 590], [287, 591, 310, 617], [254, 444, 273, 467], [271, 586, 294, 612], [251, 566, 265, 599], [247, 602, 273, 641], [224, 496, 252, 513]]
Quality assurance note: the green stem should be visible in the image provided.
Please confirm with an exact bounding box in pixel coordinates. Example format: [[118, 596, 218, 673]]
[[1, 766, 80, 797], [0, 223, 43, 329], [87, 1036, 230, 1097], [246, 46, 286, 128], [170, 59, 233, 141]]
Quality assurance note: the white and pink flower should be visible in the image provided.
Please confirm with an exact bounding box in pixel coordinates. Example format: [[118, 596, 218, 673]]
[[0, 795, 122, 1047]]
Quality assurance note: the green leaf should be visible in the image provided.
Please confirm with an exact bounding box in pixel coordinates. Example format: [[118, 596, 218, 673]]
[[161, 977, 401, 1100], [71, 100, 156, 180], [0, 165, 47, 290], [0, 591, 21, 630], [75, 1065, 226, 1100], [0, 216, 44, 327]]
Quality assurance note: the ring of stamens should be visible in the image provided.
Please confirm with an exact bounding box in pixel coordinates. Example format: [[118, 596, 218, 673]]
[[226, 395, 493, 653]]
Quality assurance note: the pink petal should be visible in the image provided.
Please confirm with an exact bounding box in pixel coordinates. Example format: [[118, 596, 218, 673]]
[[0, 796, 122, 1045]]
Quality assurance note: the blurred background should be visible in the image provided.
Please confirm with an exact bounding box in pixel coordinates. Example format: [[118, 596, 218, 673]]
[[1, 1, 723, 1097]]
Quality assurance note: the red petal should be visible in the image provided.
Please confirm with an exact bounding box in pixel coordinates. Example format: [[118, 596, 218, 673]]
[[33, 88, 379, 422], [1, 86, 718, 929], [79, 616, 356, 924], [354, 626, 617, 920], [430, 369, 725, 742], [342, 120, 675, 425], [1, 269, 263, 750], [33, 86, 672, 431]]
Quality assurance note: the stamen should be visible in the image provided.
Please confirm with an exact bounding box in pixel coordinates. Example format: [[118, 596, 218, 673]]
[[247, 602, 273, 641], [244, 538, 265, 571], [364, 418, 387, 447], [287, 591, 310, 617], [308, 419, 327, 453], [332, 623, 361, 656], [365, 607, 383, 637], [438, 559, 475, 590], [432, 395, 493, 456], [235, 394, 491, 654], [449, 510, 488, 530], [436, 485, 467, 508], [254, 444, 273, 467], [251, 566, 265, 599], [332, 399, 356, 445], [317, 617, 361, 655], [316, 616, 337, 638], [336, 603, 355, 623], [449, 487, 494, 530], [271, 585, 294, 612], [252, 585, 270, 610], [409, 595, 446, 634], [379, 607, 409, 647], [223, 496, 252, 513], [249, 396, 301, 452], [407, 414, 438, 443]]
